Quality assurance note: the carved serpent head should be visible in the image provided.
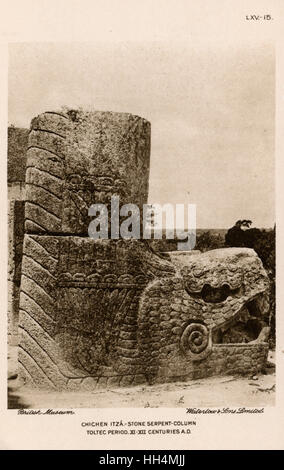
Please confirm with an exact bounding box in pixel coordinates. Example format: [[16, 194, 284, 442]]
[[138, 247, 270, 379]]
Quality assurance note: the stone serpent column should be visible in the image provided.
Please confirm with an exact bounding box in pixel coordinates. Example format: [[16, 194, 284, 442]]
[[18, 109, 160, 391]]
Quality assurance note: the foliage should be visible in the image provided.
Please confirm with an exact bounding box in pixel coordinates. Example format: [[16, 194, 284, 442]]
[[195, 230, 224, 252]]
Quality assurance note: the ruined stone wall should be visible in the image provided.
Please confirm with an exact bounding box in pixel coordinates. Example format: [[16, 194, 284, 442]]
[[8, 127, 28, 184], [8, 201, 25, 343], [8, 127, 28, 345]]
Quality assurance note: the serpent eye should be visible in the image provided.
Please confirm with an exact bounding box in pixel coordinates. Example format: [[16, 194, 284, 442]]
[[68, 174, 81, 185], [201, 283, 231, 303], [185, 283, 240, 303]]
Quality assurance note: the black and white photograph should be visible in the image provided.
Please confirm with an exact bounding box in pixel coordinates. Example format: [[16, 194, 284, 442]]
[[1, 0, 283, 451]]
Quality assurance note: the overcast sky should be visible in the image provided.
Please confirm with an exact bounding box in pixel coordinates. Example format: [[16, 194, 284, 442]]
[[8, 41, 274, 228]]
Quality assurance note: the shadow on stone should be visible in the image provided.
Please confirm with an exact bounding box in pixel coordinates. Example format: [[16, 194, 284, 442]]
[[7, 377, 31, 409]]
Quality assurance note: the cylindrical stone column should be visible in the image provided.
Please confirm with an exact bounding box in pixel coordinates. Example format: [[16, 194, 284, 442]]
[[25, 109, 151, 234]]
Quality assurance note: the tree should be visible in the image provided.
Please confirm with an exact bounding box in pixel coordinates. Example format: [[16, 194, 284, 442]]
[[195, 231, 224, 252]]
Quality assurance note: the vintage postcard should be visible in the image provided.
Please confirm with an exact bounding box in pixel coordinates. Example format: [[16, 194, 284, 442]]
[[0, 0, 283, 451]]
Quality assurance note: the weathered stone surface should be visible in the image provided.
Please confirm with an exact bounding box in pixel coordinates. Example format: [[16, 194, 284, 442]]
[[8, 127, 29, 183], [8, 127, 29, 345], [19, 238, 270, 390], [8, 200, 25, 344], [25, 110, 150, 234], [18, 236, 174, 389], [138, 248, 270, 382], [167, 250, 201, 269], [17, 110, 270, 392]]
